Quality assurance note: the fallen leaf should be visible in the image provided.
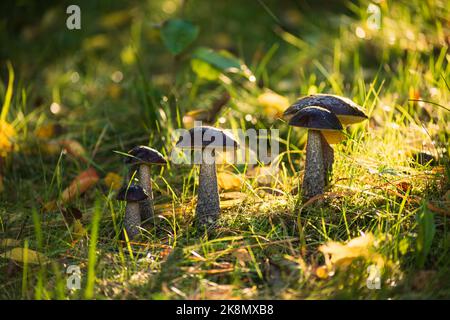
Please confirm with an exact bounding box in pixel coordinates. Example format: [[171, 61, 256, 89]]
[[59, 139, 87, 161], [104, 172, 123, 191], [0, 238, 21, 247], [233, 248, 251, 267], [257, 91, 289, 118], [396, 181, 412, 193], [61, 168, 99, 203], [221, 192, 246, 200], [220, 199, 245, 209], [217, 171, 242, 191], [319, 233, 384, 269], [1, 247, 49, 264], [35, 123, 63, 139]]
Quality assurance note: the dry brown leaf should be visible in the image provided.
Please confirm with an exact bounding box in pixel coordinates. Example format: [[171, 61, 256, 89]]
[[59, 139, 87, 161], [427, 202, 449, 216], [61, 167, 99, 203], [233, 248, 251, 267]]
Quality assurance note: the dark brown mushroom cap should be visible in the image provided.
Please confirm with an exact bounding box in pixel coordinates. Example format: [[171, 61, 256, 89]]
[[284, 94, 368, 125], [289, 106, 343, 131], [116, 184, 149, 202], [176, 126, 239, 150], [124, 146, 167, 165]]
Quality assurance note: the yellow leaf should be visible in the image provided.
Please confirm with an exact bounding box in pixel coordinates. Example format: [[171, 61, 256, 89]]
[[0, 238, 21, 247], [315, 265, 329, 279], [35, 124, 62, 139], [104, 172, 122, 191], [319, 233, 384, 269], [1, 247, 49, 264], [257, 91, 289, 118], [0, 120, 16, 157], [217, 171, 242, 191]]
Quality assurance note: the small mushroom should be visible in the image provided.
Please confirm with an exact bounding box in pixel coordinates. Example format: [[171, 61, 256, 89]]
[[124, 146, 167, 223], [116, 184, 149, 239], [288, 107, 343, 200], [284, 94, 368, 181], [176, 126, 239, 227]]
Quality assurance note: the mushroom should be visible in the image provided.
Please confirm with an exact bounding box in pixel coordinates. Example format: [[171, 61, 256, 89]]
[[116, 184, 149, 239], [124, 146, 167, 223], [288, 107, 343, 200], [176, 126, 239, 227], [284, 94, 368, 181]]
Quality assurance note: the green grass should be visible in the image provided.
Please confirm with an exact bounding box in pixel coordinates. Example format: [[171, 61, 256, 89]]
[[0, 0, 449, 299]]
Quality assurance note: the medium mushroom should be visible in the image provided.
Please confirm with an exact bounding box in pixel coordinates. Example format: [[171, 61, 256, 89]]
[[283, 94, 368, 180], [116, 184, 149, 239], [176, 126, 239, 227], [124, 146, 167, 223], [288, 106, 343, 200]]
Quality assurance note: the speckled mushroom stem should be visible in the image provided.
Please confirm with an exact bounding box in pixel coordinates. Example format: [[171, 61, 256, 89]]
[[302, 130, 325, 200], [320, 132, 334, 186], [196, 159, 220, 227], [138, 164, 155, 223], [124, 202, 141, 239]]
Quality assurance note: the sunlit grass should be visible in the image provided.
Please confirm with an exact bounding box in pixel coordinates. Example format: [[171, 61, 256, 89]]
[[0, 0, 449, 300]]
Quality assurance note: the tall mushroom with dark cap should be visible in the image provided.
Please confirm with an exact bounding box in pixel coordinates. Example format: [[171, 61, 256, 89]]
[[124, 146, 167, 223], [288, 106, 343, 200], [283, 94, 368, 181], [176, 126, 239, 227], [116, 184, 149, 239]]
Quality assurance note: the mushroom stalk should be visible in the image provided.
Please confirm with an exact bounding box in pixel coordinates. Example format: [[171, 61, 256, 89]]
[[320, 133, 334, 185], [124, 202, 141, 239], [302, 130, 325, 200], [196, 160, 220, 226], [138, 164, 155, 223]]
